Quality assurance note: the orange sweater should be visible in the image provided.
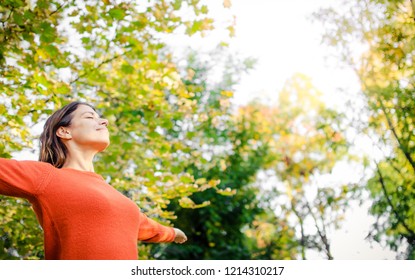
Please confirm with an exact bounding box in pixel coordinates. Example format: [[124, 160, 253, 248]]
[[0, 158, 175, 260]]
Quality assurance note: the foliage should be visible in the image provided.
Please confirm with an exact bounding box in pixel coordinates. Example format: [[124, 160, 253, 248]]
[[1, 0, 358, 260], [0, 0, 232, 259], [151, 70, 351, 260], [242, 74, 351, 259], [314, 0, 415, 258], [145, 47, 295, 259]]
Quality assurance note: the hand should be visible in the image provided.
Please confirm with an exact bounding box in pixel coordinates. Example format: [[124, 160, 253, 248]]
[[173, 228, 187, 244]]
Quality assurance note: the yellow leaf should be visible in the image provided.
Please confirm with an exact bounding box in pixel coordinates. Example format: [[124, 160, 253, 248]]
[[179, 197, 211, 209], [195, 178, 207, 185], [208, 179, 220, 187], [220, 160, 227, 171], [216, 187, 236, 196], [221, 90, 233, 97]]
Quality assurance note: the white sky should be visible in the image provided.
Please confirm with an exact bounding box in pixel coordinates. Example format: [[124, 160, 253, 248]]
[[174, 0, 361, 108]]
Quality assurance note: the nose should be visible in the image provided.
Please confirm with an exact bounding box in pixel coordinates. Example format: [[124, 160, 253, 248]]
[[100, 118, 109, 127]]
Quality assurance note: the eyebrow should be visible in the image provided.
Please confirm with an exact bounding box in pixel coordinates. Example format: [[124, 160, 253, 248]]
[[81, 111, 101, 117]]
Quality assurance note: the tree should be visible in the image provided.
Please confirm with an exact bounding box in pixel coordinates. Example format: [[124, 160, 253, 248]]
[[314, 0, 415, 258], [0, 0, 233, 259], [245, 74, 351, 259], [145, 46, 298, 259], [152, 70, 351, 260]]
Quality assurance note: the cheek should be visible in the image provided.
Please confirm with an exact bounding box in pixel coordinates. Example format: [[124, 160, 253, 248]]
[[71, 124, 95, 140]]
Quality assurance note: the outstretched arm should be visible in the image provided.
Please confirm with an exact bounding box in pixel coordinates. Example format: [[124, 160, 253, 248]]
[[137, 211, 187, 244], [0, 158, 52, 198]]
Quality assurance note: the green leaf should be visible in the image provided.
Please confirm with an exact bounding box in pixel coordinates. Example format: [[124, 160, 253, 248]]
[[39, 22, 56, 43], [200, 5, 209, 14], [81, 37, 90, 44], [56, 84, 70, 94], [173, 0, 182, 10], [121, 63, 135, 74], [180, 176, 194, 184], [108, 8, 126, 20], [37, 0, 49, 9], [13, 12, 24, 26], [44, 45, 59, 57]]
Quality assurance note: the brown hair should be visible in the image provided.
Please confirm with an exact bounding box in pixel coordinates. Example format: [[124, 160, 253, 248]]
[[39, 101, 95, 168]]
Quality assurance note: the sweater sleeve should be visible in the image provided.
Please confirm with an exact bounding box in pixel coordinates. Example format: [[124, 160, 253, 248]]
[[0, 158, 52, 198], [137, 211, 176, 243]]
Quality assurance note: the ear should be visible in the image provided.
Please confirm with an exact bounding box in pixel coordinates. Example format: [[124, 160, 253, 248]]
[[56, 127, 72, 140]]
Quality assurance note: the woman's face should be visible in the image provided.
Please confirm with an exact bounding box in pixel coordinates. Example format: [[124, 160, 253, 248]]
[[60, 105, 110, 152]]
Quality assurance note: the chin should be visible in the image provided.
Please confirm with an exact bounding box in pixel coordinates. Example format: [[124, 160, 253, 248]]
[[95, 140, 110, 152], [100, 141, 110, 152]]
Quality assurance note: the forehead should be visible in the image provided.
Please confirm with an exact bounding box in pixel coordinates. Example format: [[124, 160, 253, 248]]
[[74, 104, 97, 116]]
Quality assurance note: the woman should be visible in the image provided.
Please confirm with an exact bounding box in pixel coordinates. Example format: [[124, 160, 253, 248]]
[[0, 101, 187, 260]]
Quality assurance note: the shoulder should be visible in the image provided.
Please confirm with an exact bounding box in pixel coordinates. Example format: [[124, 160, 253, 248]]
[[0, 158, 57, 185], [0, 158, 56, 196]]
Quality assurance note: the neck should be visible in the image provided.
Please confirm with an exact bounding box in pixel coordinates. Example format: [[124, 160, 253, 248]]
[[62, 148, 97, 172]]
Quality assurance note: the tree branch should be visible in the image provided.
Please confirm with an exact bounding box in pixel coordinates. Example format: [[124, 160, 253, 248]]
[[378, 98, 415, 174], [0, 7, 14, 26], [375, 161, 415, 237], [49, 1, 75, 17], [385, 156, 410, 181], [305, 202, 333, 260], [70, 53, 124, 84], [290, 201, 306, 260]]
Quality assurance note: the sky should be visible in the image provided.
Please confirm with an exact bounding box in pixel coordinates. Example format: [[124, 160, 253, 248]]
[[173, 0, 361, 108]]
